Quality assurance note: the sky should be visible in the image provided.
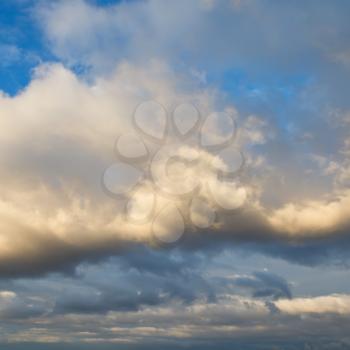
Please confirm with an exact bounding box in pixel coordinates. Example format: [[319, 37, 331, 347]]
[[1, 0, 350, 349]]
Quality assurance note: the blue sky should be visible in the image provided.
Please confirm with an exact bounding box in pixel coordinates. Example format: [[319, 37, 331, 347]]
[[0, 1, 49, 94], [1, 1, 350, 349]]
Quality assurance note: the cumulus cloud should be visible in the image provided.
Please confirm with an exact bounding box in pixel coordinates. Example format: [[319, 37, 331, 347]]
[[268, 190, 350, 236], [0, 59, 258, 275], [0, 58, 350, 276]]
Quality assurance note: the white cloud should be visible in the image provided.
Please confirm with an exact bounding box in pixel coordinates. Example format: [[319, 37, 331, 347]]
[[276, 294, 350, 315], [1, 59, 350, 273], [0, 60, 259, 273], [267, 190, 350, 236]]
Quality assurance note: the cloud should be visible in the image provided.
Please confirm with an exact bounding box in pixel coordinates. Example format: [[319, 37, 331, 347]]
[[0, 290, 46, 319], [53, 249, 215, 314], [267, 190, 350, 236], [3, 287, 350, 348], [35, 0, 350, 79], [0, 252, 349, 348], [0, 59, 255, 276], [53, 267, 213, 314], [1, 58, 350, 276], [2, 1, 350, 348], [276, 294, 350, 315], [234, 271, 292, 300]]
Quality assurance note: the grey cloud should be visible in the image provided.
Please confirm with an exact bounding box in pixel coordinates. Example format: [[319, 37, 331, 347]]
[[0, 252, 349, 348], [0, 0, 349, 282], [35, 0, 350, 80], [54, 251, 215, 314], [234, 270, 292, 300], [115, 246, 205, 276], [0, 291, 47, 320]]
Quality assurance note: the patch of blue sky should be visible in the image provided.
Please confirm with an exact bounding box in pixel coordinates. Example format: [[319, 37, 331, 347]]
[[0, 1, 54, 96], [218, 68, 312, 110], [208, 68, 317, 140]]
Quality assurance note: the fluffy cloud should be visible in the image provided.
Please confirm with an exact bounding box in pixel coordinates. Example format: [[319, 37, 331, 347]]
[[268, 190, 350, 236], [1, 58, 350, 276], [0, 60, 255, 275]]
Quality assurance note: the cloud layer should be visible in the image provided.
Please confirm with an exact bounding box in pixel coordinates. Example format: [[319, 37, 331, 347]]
[[0, 54, 350, 277], [1, 1, 350, 349]]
